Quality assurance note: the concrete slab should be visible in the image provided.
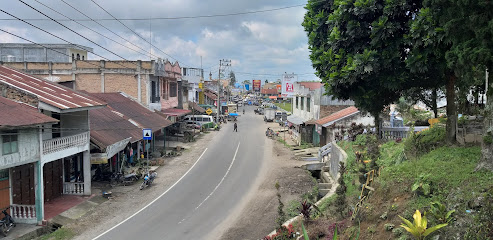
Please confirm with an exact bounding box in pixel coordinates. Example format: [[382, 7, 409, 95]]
[[59, 201, 98, 220], [3, 223, 49, 240]]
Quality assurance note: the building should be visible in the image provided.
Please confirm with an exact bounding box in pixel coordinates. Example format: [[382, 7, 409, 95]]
[[88, 92, 172, 175], [0, 65, 105, 224], [0, 43, 92, 63], [182, 67, 204, 103], [288, 82, 354, 145], [0, 59, 189, 114]]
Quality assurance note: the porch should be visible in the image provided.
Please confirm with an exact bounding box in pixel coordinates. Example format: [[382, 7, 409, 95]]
[[42, 132, 90, 162]]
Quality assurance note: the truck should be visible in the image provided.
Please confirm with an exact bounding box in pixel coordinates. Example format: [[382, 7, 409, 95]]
[[227, 103, 237, 114], [264, 108, 276, 122]]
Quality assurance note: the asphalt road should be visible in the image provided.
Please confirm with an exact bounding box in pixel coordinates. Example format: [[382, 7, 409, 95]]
[[94, 105, 267, 240]]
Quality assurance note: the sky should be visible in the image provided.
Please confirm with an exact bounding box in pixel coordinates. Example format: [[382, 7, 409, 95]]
[[0, 0, 319, 83]]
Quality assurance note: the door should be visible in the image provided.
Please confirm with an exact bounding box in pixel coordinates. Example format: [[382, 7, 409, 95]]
[[43, 160, 63, 202], [11, 163, 35, 205]]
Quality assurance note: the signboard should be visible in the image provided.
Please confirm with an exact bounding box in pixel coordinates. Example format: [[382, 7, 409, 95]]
[[281, 73, 297, 98], [206, 108, 213, 115], [252, 80, 261, 92], [276, 84, 282, 91], [245, 84, 250, 91], [143, 128, 152, 140]]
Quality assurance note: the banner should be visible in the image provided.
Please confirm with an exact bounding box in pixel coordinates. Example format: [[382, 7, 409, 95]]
[[281, 74, 296, 97], [245, 84, 250, 91], [252, 80, 261, 92]]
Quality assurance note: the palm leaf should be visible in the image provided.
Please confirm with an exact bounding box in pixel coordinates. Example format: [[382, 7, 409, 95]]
[[423, 223, 448, 237], [302, 222, 310, 240]]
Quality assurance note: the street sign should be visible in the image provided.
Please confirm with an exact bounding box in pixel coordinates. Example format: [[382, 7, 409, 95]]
[[143, 128, 152, 140], [206, 108, 213, 115]]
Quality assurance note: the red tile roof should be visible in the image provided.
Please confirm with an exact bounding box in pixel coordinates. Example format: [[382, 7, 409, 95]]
[[89, 106, 143, 150], [87, 92, 172, 133], [299, 82, 323, 91], [315, 106, 359, 126], [161, 108, 191, 117], [0, 66, 105, 111], [0, 96, 58, 128]]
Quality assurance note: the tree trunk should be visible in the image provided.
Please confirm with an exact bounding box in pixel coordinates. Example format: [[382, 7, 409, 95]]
[[478, 68, 493, 171], [432, 88, 438, 118], [445, 72, 457, 144]]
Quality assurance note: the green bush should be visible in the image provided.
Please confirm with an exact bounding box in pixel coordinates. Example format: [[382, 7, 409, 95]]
[[404, 126, 445, 156]]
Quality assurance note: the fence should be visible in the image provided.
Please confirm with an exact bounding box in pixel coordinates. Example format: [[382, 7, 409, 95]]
[[380, 126, 429, 140]]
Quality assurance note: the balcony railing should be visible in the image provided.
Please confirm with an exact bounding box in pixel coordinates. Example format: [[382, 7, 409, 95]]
[[43, 132, 89, 155], [11, 204, 36, 223], [63, 182, 85, 195]]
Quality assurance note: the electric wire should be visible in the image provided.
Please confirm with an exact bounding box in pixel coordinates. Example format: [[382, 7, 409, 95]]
[[31, 0, 154, 61], [89, 0, 189, 66], [58, 0, 163, 61], [0, 4, 305, 21], [16, 0, 142, 70]]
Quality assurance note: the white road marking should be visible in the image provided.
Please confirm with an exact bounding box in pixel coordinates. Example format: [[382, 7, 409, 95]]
[[178, 142, 241, 224], [93, 148, 208, 240]]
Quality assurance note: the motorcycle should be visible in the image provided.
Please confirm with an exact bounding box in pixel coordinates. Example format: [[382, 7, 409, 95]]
[[139, 171, 157, 190], [110, 172, 139, 187], [0, 207, 15, 237]]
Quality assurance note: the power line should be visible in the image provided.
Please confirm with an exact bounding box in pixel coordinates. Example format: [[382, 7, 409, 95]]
[[90, 0, 189, 67], [31, 0, 153, 60], [58, 0, 163, 61], [0, 4, 305, 22], [17, 0, 141, 69]]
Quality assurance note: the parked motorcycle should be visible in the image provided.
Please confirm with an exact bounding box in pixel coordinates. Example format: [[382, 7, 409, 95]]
[[139, 171, 157, 190], [110, 172, 139, 187], [0, 207, 15, 237]]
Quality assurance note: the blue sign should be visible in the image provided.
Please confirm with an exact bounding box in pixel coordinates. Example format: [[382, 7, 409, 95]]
[[245, 84, 250, 91], [143, 129, 152, 140]]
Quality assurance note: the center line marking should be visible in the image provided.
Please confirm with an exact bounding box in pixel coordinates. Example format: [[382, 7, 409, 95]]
[[179, 142, 241, 224]]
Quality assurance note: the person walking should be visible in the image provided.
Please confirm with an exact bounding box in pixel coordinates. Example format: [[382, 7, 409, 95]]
[[234, 122, 238, 132]]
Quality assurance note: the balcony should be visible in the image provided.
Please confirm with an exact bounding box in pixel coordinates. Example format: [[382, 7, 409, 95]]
[[11, 204, 36, 224], [42, 132, 89, 163]]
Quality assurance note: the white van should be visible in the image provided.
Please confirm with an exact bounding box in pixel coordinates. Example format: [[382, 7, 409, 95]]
[[183, 115, 214, 127]]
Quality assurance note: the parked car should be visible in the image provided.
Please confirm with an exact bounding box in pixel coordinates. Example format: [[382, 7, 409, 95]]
[[254, 108, 264, 115]]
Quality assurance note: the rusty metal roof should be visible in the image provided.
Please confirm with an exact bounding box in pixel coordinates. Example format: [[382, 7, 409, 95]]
[[0, 66, 105, 111], [162, 108, 191, 117], [189, 101, 205, 113], [89, 106, 142, 150], [299, 82, 323, 91], [88, 92, 172, 133], [0, 96, 58, 129], [316, 106, 359, 126]]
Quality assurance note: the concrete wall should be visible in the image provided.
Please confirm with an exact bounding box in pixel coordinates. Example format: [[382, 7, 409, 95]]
[[328, 142, 347, 180], [0, 128, 40, 170]]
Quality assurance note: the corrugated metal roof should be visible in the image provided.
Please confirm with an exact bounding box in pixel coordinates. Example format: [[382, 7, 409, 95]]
[[261, 88, 278, 95], [0, 96, 58, 128], [188, 101, 205, 113], [88, 92, 172, 133], [89, 106, 142, 150], [0, 66, 105, 111], [316, 106, 359, 126], [162, 108, 191, 117], [299, 82, 323, 91], [287, 115, 305, 125]]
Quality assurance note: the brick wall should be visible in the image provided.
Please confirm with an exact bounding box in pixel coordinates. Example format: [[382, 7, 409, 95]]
[[27, 62, 49, 70], [0, 83, 39, 107], [105, 74, 139, 98], [52, 63, 72, 70], [76, 61, 100, 69], [75, 74, 101, 93], [1, 63, 24, 70]]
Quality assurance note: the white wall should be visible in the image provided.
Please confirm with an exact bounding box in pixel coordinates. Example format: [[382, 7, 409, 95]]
[[0, 128, 40, 169], [292, 83, 321, 121]]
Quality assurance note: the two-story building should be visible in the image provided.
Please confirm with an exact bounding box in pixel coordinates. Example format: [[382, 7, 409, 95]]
[[0, 66, 105, 224], [288, 82, 354, 145]]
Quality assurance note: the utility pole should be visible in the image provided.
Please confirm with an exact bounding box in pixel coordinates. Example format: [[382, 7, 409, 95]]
[[217, 59, 231, 122]]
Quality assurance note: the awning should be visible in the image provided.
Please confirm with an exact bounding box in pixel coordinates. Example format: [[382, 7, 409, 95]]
[[90, 137, 131, 164], [189, 101, 206, 113], [161, 108, 192, 117], [287, 115, 305, 125], [269, 96, 277, 99]]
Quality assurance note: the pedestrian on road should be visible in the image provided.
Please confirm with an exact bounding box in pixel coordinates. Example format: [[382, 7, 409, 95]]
[[234, 122, 238, 132]]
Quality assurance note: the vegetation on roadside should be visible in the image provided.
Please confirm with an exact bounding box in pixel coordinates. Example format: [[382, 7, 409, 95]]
[[39, 227, 75, 240], [274, 102, 292, 112]]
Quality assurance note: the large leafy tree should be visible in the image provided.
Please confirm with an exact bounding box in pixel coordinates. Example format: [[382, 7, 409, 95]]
[[303, 0, 426, 132]]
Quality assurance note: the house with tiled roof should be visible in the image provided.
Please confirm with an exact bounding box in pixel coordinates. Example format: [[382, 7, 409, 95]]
[[0, 65, 105, 224], [287, 81, 354, 146], [315, 106, 374, 146]]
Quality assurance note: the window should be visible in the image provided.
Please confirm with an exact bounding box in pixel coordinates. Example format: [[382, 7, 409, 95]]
[[301, 97, 304, 111], [169, 82, 177, 97], [307, 97, 311, 112], [76, 53, 80, 60], [296, 97, 299, 109], [2, 130, 18, 155]]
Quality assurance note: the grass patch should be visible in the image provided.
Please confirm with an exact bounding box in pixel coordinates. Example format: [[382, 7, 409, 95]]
[[286, 199, 302, 218], [40, 227, 75, 240], [274, 102, 292, 112]]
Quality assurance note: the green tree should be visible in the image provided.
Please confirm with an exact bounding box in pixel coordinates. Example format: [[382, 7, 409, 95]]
[[302, 0, 425, 134]]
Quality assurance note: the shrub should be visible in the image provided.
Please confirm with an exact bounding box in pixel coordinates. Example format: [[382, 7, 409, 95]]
[[404, 126, 445, 157], [335, 162, 348, 218]]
